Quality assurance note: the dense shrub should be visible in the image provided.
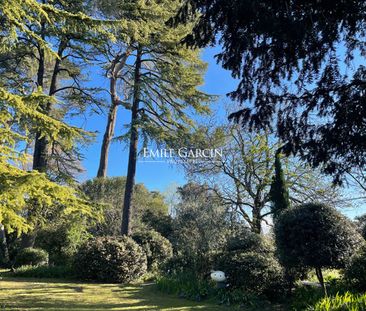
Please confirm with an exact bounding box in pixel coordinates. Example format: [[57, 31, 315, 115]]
[[35, 222, 89, 265], [14, 247, 48, 268], [344, 246, 366, 290], [215, 251, 284, 297], [276, 203, 362, 270], [157, 273, 273, 308], [157, 272, 214, 301], [275, 203, 363, 293], [226, 228, 274, 254], [169, 184, 230, 276], [132, 229, 173, 271], [355, 214, 366, 240], [163, 253, 212, 276], [141, 210, 173, 239], [73, 236, 147, 283]]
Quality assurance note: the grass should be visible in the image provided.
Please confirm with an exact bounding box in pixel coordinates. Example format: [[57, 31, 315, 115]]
[[307, 292, 366, 311], [0, 277, 231, 311]]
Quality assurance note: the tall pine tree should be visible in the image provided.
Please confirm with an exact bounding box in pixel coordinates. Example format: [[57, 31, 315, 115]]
[[96, 0, 213, 235], [0, 0, 110, 237]]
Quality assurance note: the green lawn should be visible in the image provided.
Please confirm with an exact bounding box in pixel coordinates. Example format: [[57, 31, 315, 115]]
[[0, 278, 230, 311]]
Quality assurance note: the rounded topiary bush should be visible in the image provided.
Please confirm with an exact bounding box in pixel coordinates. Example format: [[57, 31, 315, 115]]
[[345, 246, 366, 290], [73, 236, 147, 283], [132, 229, 173, 271], [275, 203, 363, 293], [14, 247, 49, 268], [275, 203, 363, 270], [216, 251, 284, 297]]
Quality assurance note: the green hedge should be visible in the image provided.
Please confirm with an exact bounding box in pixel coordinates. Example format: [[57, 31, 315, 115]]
[[10, 265, 75, 279]]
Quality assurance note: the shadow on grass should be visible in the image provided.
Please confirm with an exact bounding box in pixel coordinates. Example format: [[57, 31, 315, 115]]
[[0, 278, 229, 311]]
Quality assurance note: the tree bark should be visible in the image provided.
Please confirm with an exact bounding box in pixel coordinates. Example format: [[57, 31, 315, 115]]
[[121, 47, 142, 236], [0, 224, 9, 266], [252, 213, 261, 234], [32, 22, 47, 172], [97, 104, 118, 177], [315, 267, 327, 296], [33, 38, 67, 172], [252, 194, 263, 234], [26, 39, 67, 248], [97, 51, 130, 178]]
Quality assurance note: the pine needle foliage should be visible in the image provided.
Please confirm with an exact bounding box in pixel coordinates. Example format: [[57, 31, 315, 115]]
[[0, 0, 109, 234]]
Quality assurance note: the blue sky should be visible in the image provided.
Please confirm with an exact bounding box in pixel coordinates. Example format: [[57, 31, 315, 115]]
[[78, 46, 236, 191], [75, 45, 366, 218]]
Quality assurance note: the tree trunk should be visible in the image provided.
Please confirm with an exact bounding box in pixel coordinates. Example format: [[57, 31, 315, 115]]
[[97, 50, 130, 178], [315, 267, 327, 296], [252, 215, 261, 234], [32, 23, 46, 172], [27, 40, 67, 248], [0, 224, 9, 266], [97, 104, 118, 177], [33, 39, 67, 173], [252, 202, 262, 234], [121, 47, 142, 236]]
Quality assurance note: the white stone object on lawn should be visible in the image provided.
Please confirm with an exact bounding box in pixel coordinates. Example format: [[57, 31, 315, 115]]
[[210, 271, 226, 282]]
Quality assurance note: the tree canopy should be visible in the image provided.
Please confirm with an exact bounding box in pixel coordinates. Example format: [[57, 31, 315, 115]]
[[0, 0, 110, 234], [81, 177, 169, 236], [174, 0, 366, 182], [183, 117, 347, 233]]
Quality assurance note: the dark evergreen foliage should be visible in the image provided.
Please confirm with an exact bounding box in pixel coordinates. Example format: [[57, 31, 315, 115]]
[[345, 246, 366, 290], [269, 153, 290, 219], [132, 229, 173, 271], [275, 203, 363, 293], [174, 0, 366, 182], [73, 236, 147, 283], [216, 232, 284, 297], [14, 248, 49, 268]]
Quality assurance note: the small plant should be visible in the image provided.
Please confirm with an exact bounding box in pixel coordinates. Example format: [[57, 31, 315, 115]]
[[73, 236, 147, 283], [216, 288, 264, 307], [291, 280, 350, 310], [14, 248, 48, 268], [291, 285, 327, 311], [215, 250, 284, 298]]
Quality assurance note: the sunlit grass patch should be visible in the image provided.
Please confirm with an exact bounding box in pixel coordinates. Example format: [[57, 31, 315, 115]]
[[0, 278, 230, 310]]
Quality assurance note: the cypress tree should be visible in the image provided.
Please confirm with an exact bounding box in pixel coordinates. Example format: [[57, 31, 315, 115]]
[[269, 152, 290, 219]]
